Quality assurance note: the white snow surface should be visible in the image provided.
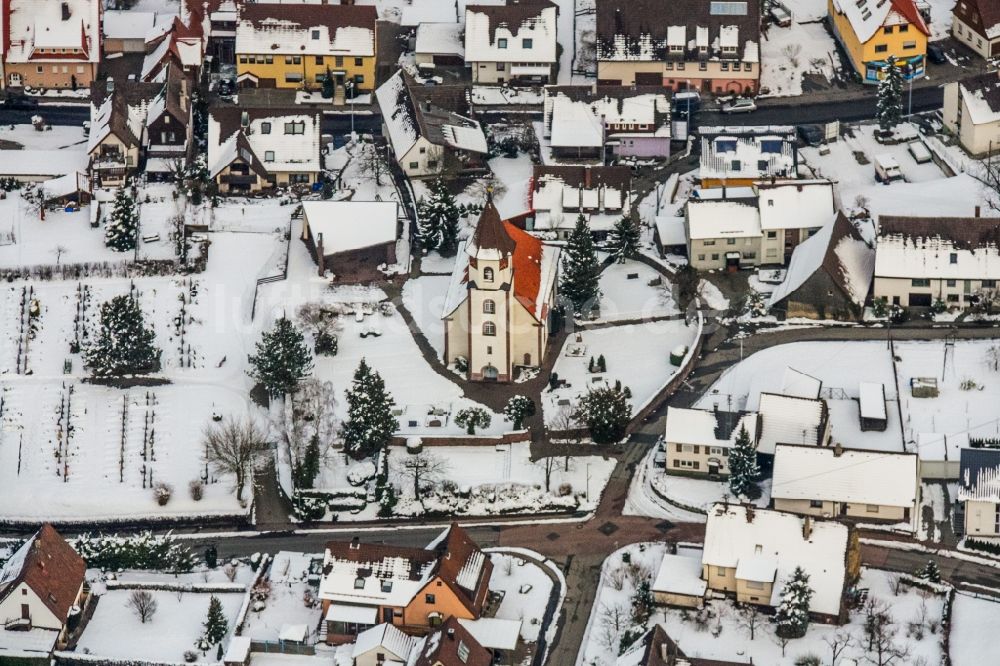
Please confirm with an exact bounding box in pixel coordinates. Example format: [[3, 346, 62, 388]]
[[950, 592, 1000, 665]]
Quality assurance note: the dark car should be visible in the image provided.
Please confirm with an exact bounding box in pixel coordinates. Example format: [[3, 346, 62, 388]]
[[927, 42, 947, 65], [2, 93, 38, 110], [797, 124, 824, 147]]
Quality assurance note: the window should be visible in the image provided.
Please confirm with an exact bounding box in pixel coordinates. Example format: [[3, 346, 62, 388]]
[[285, 56, 293, 64], [731, 159, 741, 170], [716, 567, 726, 576], [311, 29, 320, 39], [483, 300, 496, 314], [284, 121, 306, 135], [497, 63, 505, 71], [293, 56, 302, 64], [950, 253, 958, 264], [766, 230, 777, 239], [483, 267, 494, 282], [947, 294, 960, 302], [866, 504, 879, 513], [700, 62, 708, 71], [912, 279, 930, 287], [409, 162, 419, 169], [709, 447, 723, 455], [809, 499, 823, 508], [677, 62, 685, 70], [355, 74, 365, 84], [37, 66, 43, 73], [381, 580, 393, 593], [875, 44, 888, 53], [899, 24, 909, 32], [727, 238, 736, 245], [290, 173, 311, 184], [315, 56, 324, 65], [984, 279, 998, 288], [255, 55, 265, 64], [679, 460, 699, 469], [698, 254, 705, 261], [483, 322, 496, 336], [884, 26, 894, 34], [721, 62, 729, 71], [239, 55, 248, 64], [264, 150, 275, 162], [746, 580, 765, 590], [743, 252, 756, 259], [487, 346, 492, 354], [425, 594, 436, 604], [52, 65, 58, 73], [903, 40, 917, 49], [947, 279, 957, 287], [681, 444, 694, 453], [265, 55, 273, 64], [744, 62, 752, 71], [335, 56, 344, 67], [703, 240, 716, 246], [665, 62, 674, 70], [284, 72, 304, 83], [522, 38, 533, 49], [766, 248, 777, 257], [498, 38, 508, 49], [354, 577, 365, 589], [711, 254, 719, 260], [261, 122, 271, 134]]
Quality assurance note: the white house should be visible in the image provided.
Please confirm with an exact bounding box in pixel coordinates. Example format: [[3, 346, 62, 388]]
[[943, 73, 1000, 157], [415, 22, 465, 67], [699, 126, 798, 188], [771, 443, 920, 528], [685, 196, 761, 272], [959, 448, 1000, 540], [465, 1, 558, 84], [663, 406, 760, 477], [351, 623, 418, 666]]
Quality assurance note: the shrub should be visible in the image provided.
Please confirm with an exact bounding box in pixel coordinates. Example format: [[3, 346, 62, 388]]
[[153, 482, 173, 506], [965, 538, 1000, 555], [73, 531, 197, 572], [184, 650, 198, 663], [189, 479, 204, 501], [314, 330, 338, 356], [291, 493, 327, 521], [558, 482, 573, 496]]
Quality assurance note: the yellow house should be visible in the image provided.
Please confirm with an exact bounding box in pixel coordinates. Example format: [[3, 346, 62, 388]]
[[235, 4, 377, 97], [828, 0, 929, 83]]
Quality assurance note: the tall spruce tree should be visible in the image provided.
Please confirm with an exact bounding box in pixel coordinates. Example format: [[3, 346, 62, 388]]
[[248, 317, 313, 399], [560, 215, 601, 314], [202, 595, 228, 645], [85, 293, 161, 377], [417, 179, 460, 256], [105, 187, 139, 252], [341, 359, 399, 459], [728, 424, 760, 499], [574, 384, 632, 444], [294, 435, 322, 489], [322, 67, 334, 99], [607, 216, 641, 263], [876, 57, 903, 132], [774, 566, 813, 638]]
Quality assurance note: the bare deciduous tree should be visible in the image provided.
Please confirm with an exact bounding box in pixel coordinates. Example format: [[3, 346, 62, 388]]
[[735, 603, 762, 640], [987, 345, 1000, 372], [356, 140, 388, 186], [598, 602, 628, 651], [203, 416, 269, 503], [128, 589, 158, 623], [534, 455, 559, 492], [823, 629, 855, 665], [395, 450, 448, 501], [782, 43, 802, 68], [864, 597, 910, 666]]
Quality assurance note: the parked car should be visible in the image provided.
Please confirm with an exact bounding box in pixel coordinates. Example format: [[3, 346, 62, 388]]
[[907, 140, 932, 164], [769, 2, 792, 27], [927, 42, 947, 65], [797, 124, 824, 147], [673, 91, 702, 117], [874, 153, 904, 183], [721, 98, 757, 114]]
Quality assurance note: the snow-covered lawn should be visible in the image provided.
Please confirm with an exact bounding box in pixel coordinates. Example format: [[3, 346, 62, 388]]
[[243, 551, 323, 643], [401, 275, 450, 357], [761, 22, 840, 98], [76, 589, 243, 662], [697, 280, 729, 311], [544, 319, 700, 427], [488, 552, 554, 642], [650, 473, 771, 514], [950, 591, 1000, 665], [591, 260, 678, 323], [0, 123, 87, 150]]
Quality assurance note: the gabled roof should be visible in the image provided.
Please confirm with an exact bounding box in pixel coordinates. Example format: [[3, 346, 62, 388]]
[[236, 3, 376, 57], [957, 72, 1000, 125], [413, 616, 492, 666], [0, 524, 85, 624], [959, 0, 1000, 37], [352, 622, 418, 661], [465, 1, 558, 64], [755, 179, 835, 231], [664, 406, 759, 449], [831, 0, 928, 43], [757, 392, 828, 455], [959, 448, 1000, 503], [875, 215, 1000, 280], [532, 165, 632, 194]]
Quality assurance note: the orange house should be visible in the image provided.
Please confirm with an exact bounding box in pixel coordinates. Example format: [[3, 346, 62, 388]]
[[318, 524, 493, 645]]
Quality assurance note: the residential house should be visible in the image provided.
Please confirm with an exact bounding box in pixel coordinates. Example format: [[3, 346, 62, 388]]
[[235, 3, 377, 96], [3, 0, 102, 89], [207, 106, 321, 193], [756, 179, 836, 264], [415, 23, 465, 67], [300, 201, 401, 282], [685, 195, 761, 272], [0, 524, 87, 660], [144, 65, 194, 172], [952, 0, 1000, 59], [771, 443, 920, 527], [464, 1, 558, 84], [527, 165, 631, 240], [702, 503, 857, 622], [756, 392, 831, 457], [699, 126, 798, 188], [182, 0, 238, 70], [958, 447, 1000, 539], [442, 200, 560, 382], [767, 212, 875, 321], [103, 11, 167, 54], [542, 86, 672, 161], [874, 214, 1000, 308], [594, 0, 761, 95], [411, 617, 492, 666], [87, 79, 163, 186], [663, 406, 760, 477], [943, 73, 1000, 157], [141, 17, 205, 83], [0, 149, 88, 183], [650, 550, 707, 609], [318, 524, 493, 644], [828, 0, 929, 83], [617, 625, 751, 666], [352, 623, 419, 666], [455, 617, 521, 661], [376, 71, 488, 179]]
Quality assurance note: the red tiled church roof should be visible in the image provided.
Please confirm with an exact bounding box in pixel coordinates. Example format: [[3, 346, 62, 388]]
[[504, 221, 546, 320]]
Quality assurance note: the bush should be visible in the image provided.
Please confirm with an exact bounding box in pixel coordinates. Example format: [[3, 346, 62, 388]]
[[184, 650, 198, 663], [965, 538, 1000, 555], [558, 482, 573, 496], [153, 482, 173, 506], [314, 330, 338, 356], [794, 656, 821, 666], [189, 479, 204, 501], [454, 355, 469, 374], [74, 531, 197, 572]]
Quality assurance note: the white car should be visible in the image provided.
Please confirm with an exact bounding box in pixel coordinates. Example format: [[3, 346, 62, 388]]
[[721, 98, 757, 114]]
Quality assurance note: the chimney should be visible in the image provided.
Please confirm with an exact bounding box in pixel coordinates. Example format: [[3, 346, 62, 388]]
[[976, 205, 982, 218], [447, 627, 455, 640], [349, 536, 360, 550], [833, 442, 844, 457], [584, 167, 592, 189], [802, 515, 813, 540], [316, 232, 326, 277], [61, 2, 71, 21]]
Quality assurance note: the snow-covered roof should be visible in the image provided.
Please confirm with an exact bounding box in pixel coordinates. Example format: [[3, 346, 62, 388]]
[[6, 0, 101, 64], [703, 503, 849, 617], [207, 108, 321, 178], [548, 95, 604, 148], [104, 11, 159, 40], [352, 623, 417, 660], [875, 216, 1000, 280], [651, 551, 708, 597], [781, 368, 822, 400], [664, 406, 758, 449], [440, 124, 488, 153], [959, 448, 1000, 503], [222, 637, 251, 663], [0, 150, 88, 178], [544, 88, 670, 148], [830, 0, 928, 43], [735, 555, 777, 583], [757, 392, 827, 455], [700, 131, 797, 181], [0, 535, 35, 591], [41, 172, 89, 201], [859, 382, 886, 420], [959, 74, 1000, 126], [756, 180, 835, 231], [772, 444, 918, 508], [236, 4, 376, 57], [686, 199, 761, 240], [415, 22, 464, 57], [464, 2, 558, 65], [398, 0, 460, 27], [302, 201, 399, 254], [375, 71, 419, 160], [326, 603, 379, 625], [655, 215, 687, 246], [456, 617, 521, 651]]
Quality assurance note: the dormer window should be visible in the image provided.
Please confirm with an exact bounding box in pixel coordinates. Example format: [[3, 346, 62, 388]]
[[483, 267, 494, 282], [380, 580, 392, 593], [354, 577, 365, 589], [522, 38, 533, 49], [311, 29, 320, 39]]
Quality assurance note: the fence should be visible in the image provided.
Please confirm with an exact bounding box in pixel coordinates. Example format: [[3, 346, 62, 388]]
[[389, 429, 531, 447]]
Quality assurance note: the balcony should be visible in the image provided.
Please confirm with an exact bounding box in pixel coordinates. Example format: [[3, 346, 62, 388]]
[[220, 174, 259, 186], [4, 616, 32, 631]]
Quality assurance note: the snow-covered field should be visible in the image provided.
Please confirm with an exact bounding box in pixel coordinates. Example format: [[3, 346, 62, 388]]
[[650, 474, 772, 514], [591, 259, 678, 323], [75, 589, 243, 662], [761, 22, 840, 98], [544, 319, 700, 427], [950, 592, 1000, 665], [401, 275, 450, 357]]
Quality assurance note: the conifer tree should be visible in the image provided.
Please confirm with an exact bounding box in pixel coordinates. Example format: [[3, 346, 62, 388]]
[[85, 293, 161, 377], [203, 595, 228, 646], [560, 215, 601, 315], [503, 395, 536, 430], [294, 435, 322, 489], [876, 57, 903, 132], [574, 384, 632, 444], [728, 425, 761, 499], [417, 179, 460, 256], [774, 566, 813, 638], [607, 216, 641, 263], [248, 317, 313, 399], [916, 559, 941, 583], [322, 67, 334, 99], [105, 187, 139, 252], [342, 359, 399, 459]]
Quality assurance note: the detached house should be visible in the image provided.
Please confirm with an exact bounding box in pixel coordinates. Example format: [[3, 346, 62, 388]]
[[141, 17, 204, 83], [465, 1, 558, 84], [756, 179, 836, 264], [207, 106, 321, 193], [943, 73, 1000, 157], [300, 201, 402, 282], [702, 504, 857, 622], [3, 0, 102, 90], [376, 71, 488, 179], [318, 524, 493, 644], [527, 165, 631, 240], [595, 0, 761, 94], [958, 448, 1000, 539], [235, 3, 377, 96], [699, 126, 798, 188], [952, 0, 1000, 59], [442, 200, 560, 382], [828, 0, 929, 84], [87, 79, 162, 187], [0, 524, 87, 659], [685, 194, 761, 272], [617, 625, 751, 666], [663, 406, 760, 477], [874, 215, 1000, 308]]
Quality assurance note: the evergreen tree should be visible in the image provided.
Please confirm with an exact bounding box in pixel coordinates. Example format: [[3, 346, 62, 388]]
[[417, 179, 460, 256], [322, 67, 334, 99], [574, 384, 632, 444], [247, 317, 313, 399], [85, 294, 161, 377], [455, 407, 491, 435], [560, 215, 602, 315], [105, 187, 139, 252], [728, 425, 761, 499], [503, 395, 536, 430], [341, 359, 399, 459], [294, 435, 321, 489], [607, 216, 641, 263], [876, 57, 903, 132], [774, 566, 813, 638], [203, 595, 228, 646], [631, 579, 654, 625], [916, 559, 941, 583]]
